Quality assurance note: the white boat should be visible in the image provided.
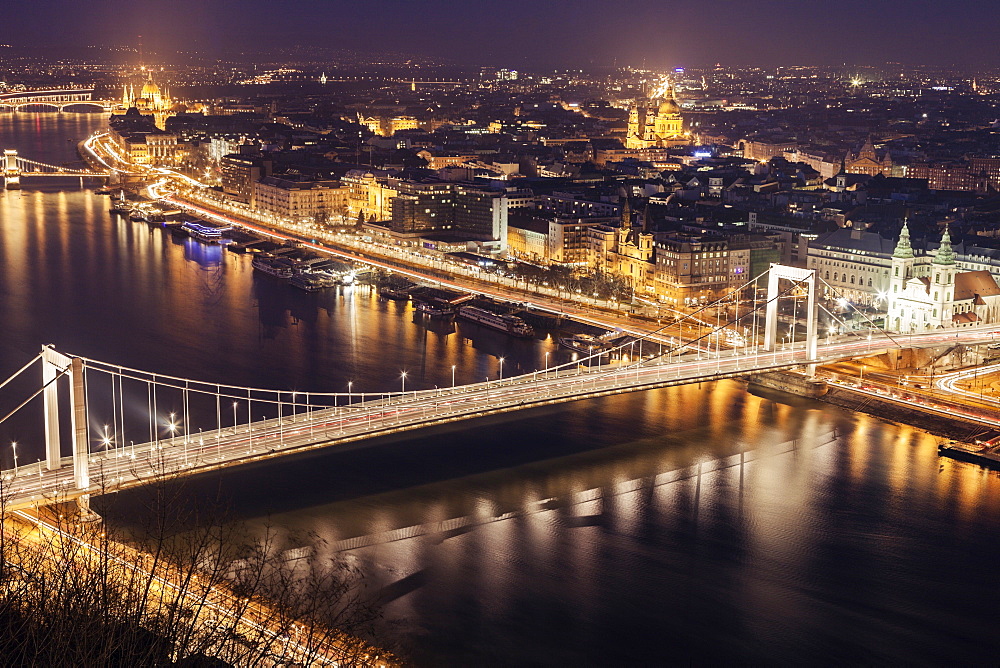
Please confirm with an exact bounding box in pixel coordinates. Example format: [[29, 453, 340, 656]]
[[458, 306, 534, 338], [109, 192, 130, 214], [558, 334, 611, 357]]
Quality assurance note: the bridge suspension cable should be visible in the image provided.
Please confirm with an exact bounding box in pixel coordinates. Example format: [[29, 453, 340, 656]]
[[813, 274, 902, 347], [15, 155, 104, 175]]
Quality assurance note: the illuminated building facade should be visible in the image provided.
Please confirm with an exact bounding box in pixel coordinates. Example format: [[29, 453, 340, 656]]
[[626, 85, 686, 149], [844, 137, 892, 176], [121, 71, 176, 129], [886, 224, 1000, 331], [253, 177, 348, 223]]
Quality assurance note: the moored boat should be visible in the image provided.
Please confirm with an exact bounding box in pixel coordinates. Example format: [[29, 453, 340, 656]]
[[290, 272, 337, 291], [182, 221, 230, 244], [252, 254, 294, 279], [379, 285, 411, 300], [558, 334, 611, 357], [458, 305, 534, 338], [416, 302, 455, 318]]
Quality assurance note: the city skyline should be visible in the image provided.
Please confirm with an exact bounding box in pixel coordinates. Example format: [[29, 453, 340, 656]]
[[3, 2, 1000, 662], [4, 0, 1000, 68]]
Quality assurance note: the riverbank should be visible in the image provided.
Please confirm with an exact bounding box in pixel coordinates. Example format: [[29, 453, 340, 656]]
[[757, 369, 1000, 445]]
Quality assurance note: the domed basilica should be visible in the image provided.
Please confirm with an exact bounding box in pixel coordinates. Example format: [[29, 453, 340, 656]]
[[625, 84, 686, 149]]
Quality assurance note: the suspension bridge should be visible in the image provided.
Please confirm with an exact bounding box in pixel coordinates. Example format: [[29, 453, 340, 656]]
[[0, 266, 996, 518], [2, 149, 111, 188], [0, 88, 113, 113]]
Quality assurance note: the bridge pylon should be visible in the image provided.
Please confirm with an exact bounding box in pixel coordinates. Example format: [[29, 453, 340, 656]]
[[3, 149, 20, 189], [40, 345, 94, 515], [763, 264, 818, 369]]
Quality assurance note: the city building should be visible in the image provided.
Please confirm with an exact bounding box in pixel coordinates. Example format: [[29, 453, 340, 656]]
[[886, 224, 1000, 331], [253, 176, 348, 224], [221, 152, 272, 206], [845, 138, 892, 176], [653, 232, 732, 305], [506, 213, 616, 266], [389, 180, 456, 234], [807, 225, 896, 306], [107, 108, 178, 166], [121, 70, 177, 129], [343, 170, 397, 222], [625, 86, 686, 149]]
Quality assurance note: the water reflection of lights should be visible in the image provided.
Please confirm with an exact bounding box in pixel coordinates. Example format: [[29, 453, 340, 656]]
[[325, 430, 841, 554]]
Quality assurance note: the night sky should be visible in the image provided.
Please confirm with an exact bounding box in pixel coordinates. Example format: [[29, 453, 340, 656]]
[[3, 0, 998, 67]]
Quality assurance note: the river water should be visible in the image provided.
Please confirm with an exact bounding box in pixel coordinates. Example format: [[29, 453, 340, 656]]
[[1, 113, 999, 665]]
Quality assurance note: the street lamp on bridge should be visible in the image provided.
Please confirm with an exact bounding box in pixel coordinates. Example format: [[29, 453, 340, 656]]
[[400, 371, 408, 397], [168, 412, 178, 438]]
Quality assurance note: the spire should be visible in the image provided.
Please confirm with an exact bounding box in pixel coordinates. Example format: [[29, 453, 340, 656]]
[[620, 195, 632, 228], [934, 226, 956, 265], [893, 221, 914, 259]]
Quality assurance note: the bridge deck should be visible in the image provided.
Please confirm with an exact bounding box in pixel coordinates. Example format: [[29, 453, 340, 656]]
[[4, 326, 996, 511]]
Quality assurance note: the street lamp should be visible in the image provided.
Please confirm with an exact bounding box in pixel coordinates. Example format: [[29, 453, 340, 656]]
[[401, 371, 408, 396], [168, 412, 178, 441], [544, 351, 550, 372], [499, 357, 505, 382], [348, 381, 353, 404], [451, 365, 456, 389], [233, 402, 239, 433], [11, 441, 17, 470]]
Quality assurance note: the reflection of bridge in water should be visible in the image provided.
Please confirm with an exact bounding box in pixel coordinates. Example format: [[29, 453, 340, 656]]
[[1, 265, 995, 518], [0, 88, 112, 112]]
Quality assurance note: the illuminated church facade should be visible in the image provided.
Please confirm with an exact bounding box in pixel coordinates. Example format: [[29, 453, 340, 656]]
[[625, 85, 687, 149]]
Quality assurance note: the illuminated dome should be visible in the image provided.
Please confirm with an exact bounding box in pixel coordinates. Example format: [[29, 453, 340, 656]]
[[658, 99, 679, 115], [141, 80, 160, 99], [658, 88, 680, 115]]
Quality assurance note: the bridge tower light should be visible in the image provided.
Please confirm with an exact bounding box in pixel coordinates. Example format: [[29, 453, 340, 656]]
[[3, 149, 20, 189]]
